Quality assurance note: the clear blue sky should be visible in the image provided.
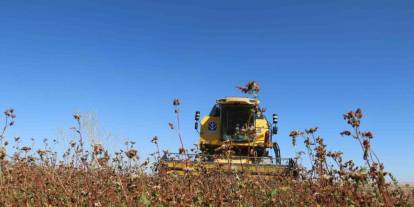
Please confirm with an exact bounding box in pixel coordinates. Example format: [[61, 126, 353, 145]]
[[0, 1, 413, 180]]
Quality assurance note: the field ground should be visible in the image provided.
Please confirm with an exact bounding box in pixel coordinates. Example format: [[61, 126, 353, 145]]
[[401, 182, 414, 191]]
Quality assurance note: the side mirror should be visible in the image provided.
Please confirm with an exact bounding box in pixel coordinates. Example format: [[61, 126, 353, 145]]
[[272, 114, 278, 135], [272, 125, 278, 135], [272, 113, 278, 124], [195, 111, 200, 130]]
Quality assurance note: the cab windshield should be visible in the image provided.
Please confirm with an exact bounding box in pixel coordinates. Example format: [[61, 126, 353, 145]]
[[221, 104, 255, 142]]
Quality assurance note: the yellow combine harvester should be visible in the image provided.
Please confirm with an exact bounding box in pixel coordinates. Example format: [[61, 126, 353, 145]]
[[162, 96, 295, 176]]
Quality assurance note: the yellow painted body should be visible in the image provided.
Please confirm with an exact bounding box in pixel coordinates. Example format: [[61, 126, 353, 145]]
[[199, 97, 272, 148], [198, 116, 272, 148]]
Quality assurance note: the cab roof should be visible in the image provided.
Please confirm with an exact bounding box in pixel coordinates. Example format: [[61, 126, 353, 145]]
[[216, 96, 259, 105]]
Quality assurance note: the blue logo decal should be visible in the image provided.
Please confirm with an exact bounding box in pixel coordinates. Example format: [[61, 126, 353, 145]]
[[208, 122, 217, 131]]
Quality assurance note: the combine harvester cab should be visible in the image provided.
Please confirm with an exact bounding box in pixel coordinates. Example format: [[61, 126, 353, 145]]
[[162, 97, 296, 176]]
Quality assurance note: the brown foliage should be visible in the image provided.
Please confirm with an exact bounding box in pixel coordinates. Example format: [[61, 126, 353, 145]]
[[0, 106, 412, 206]]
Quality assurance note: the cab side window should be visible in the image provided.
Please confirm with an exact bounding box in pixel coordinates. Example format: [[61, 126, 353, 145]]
[[209, 105, 220, 117]]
